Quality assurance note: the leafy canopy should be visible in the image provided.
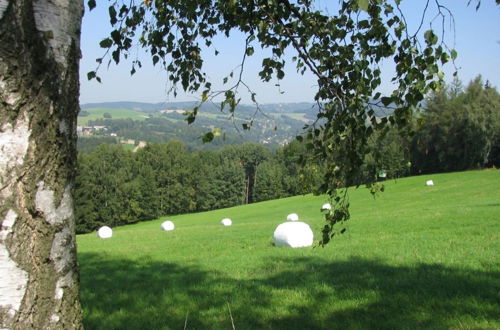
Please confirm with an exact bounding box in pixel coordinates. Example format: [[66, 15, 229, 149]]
[[88, 0, 458, 245]]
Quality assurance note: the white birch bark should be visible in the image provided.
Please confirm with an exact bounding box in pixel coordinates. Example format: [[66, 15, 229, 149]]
[[0, 0, 84, 328]]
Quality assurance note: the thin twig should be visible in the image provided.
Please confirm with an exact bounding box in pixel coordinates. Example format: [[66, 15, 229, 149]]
[[183, 311, 189, 330], [227, 302, 236, 330], [414, 0, 431, 37]]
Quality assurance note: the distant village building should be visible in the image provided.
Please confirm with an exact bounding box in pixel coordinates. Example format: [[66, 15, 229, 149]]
[[159, 109, 185, 114], [76, 125, 108, 136]]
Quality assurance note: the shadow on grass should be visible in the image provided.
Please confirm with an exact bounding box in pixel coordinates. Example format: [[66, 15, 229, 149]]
[[79, 253, 499, 329]]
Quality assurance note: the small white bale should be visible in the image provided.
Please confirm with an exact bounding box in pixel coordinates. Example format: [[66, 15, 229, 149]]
[[286, 213, 299, 221], [321, 203, 332, 211], [220, 218, 232, 226], [426, 180, 434, 186], [273, 222, 313, 248], [97, 226, 112, 239], [161, 221, 175, 231]]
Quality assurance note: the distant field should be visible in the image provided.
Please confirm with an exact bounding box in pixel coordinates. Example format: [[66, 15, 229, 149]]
[[120, 143, 136, 151], [77, 169, 500, 329], [280, 112, 310, 122], [78, 107, 149, 125]]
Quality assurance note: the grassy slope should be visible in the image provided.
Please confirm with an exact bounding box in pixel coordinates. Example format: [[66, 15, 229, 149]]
[[77, 169, 500, 329], [78, 108, 149, 126]]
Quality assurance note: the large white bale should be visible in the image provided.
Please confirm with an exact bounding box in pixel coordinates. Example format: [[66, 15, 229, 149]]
[[220, 218, 232, 226], [321, 203, 332, 211], [161, 220, 175, 231], [286, 213, 299, 221], [97, 226, 112, 239], [273, 222, 313, 248], [426, 180, 434, 186]]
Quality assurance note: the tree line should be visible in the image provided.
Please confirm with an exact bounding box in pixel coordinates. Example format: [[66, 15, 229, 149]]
[[74, 76, 499, 234], [363, 76, 499, 180], [74, 141, 320, 233]]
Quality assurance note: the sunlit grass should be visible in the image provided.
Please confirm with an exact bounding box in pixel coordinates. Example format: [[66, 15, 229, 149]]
[[78, 107, 149, 125], [77, 169, 500, 329]]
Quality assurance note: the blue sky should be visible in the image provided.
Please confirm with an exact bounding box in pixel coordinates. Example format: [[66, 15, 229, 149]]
[[79, 1, 499, 104]]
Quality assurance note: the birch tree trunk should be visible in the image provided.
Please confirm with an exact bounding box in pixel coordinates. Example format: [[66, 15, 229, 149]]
[[0, 0, 83, 328]]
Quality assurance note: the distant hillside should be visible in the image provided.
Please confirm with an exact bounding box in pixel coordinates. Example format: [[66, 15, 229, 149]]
[[81, 101, 393, 117], [78, 101, 395, 153], [77, 104, 309, 152], [80, 101, 322, 116], [81, 101, 197, 113]]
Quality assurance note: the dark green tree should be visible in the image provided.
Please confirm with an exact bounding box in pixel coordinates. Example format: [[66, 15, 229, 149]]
[[411, 76, 500, 173], [77, 136, 119, 154], [362, 125, 412, 181], [254, 160, 286, 202], [136, 141, 197, 215], [219, 143, 271, 204], [276, 140, 324, 195], [75, 144, 142, 233]]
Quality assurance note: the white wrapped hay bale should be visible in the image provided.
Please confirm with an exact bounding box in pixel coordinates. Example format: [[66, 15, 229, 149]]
[[321, 203, 332, 211], [273, 222, 313, 248], [220, 218, 232, 226], [160, 220, 175, 231], [97, 226, 112, 239], [286, 213, 299, 221], [425, 180, 434, 186]]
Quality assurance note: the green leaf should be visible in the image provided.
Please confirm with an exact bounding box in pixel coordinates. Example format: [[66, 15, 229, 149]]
[[201, 132, 214, 143], [110, 30, 121, 44], [381, 96, 392, 106], [424, 30, 438, 45], [440, 53, 450, 64], [108, 6, 117, 25], [99, 38, 113, 48], [112, 49, 120, 64], [450, 49, 458, 60], [213, 128, 222, 137], [186, 113, 196, 125], [87, 0, 96, 10], [357, 0, 369, 12], [424, 30, 432, 42], [277, 69, 284, 80], [87, 71, 96, 81]]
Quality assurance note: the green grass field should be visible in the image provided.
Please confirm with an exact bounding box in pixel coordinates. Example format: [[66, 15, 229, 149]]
[[78, 108, 149, 125], [77, 169, 500, 329]]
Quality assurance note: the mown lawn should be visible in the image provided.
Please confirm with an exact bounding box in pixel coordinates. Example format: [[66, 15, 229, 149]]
[[78, 107, 149, 125], [77, 169, 500, 329]]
